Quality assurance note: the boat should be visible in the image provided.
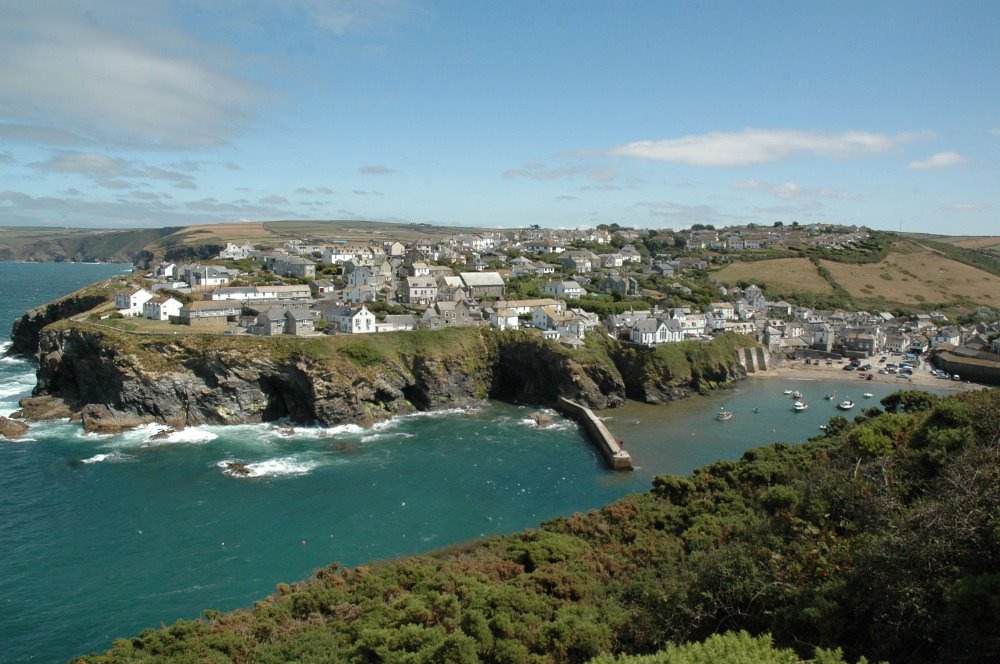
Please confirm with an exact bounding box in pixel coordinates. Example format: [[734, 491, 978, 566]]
[[863, 392, 874, 399], [824, 391, 836, 400], [791, 390, 802, 400], [837, 400, 855, 410], [716, 408, 733, 421], [792, 401, 808, 412], [783, 389, 793, 395]]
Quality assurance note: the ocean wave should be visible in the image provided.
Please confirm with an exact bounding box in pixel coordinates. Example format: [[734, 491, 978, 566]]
[[142, 426, 218, 446], [216, 456, 322, 478], [0, 341, 11, 354], [371, 405, 483, 432], [290, 423, 365, 438], [81, 452, 131, 464], [0, 376, 36, 399]]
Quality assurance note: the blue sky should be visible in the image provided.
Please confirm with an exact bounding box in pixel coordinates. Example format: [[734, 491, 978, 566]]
[[1, 1, 998, 234]]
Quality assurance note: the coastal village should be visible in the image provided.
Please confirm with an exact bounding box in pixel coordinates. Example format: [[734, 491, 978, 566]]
[[108, 222, 1000, 382]]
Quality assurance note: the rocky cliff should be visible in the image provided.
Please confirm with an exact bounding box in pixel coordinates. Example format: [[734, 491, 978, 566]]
[[606, 334, 756, 403], [7, 293, 112, 358], [26, 326, 628, 433]]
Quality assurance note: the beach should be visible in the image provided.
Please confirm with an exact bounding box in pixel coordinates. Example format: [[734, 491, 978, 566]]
[[754, 355, 983, 392]]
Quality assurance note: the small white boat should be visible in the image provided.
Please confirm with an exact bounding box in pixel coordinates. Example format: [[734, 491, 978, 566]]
[[791, 391, 802, 400], [716, 408, 733, 421], [783, 389, 793, 395], [792, 401, 808, 412], [863, 392, 874, 399], [824, 391, 836, 400], [837, 400, 855, 410]]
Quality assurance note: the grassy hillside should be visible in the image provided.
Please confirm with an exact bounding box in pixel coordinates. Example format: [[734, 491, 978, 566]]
[[0, 226, 173, 263], [0, 220, 497, 264], [712, 239, 1000, 313], [77, 388, 1000, 663]]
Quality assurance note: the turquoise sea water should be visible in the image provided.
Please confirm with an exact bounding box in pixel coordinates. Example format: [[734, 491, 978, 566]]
[[0, 263, 955, 662]]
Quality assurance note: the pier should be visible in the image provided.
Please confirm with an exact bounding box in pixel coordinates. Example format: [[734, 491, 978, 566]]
[[556, 398, 633, 471]]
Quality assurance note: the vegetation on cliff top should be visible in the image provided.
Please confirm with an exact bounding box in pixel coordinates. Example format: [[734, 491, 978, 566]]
[[76, 388, 1000, 663]]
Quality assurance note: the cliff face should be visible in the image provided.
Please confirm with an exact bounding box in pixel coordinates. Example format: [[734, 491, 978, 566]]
[[7, 294, 110, 358], [609, 337, 751, 404], [28, 327, 627, 433]]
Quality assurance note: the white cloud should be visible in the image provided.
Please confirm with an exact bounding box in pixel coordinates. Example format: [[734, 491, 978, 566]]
[[907, 151, 967, 169], [360, 165, 396, 175], [283, 0, 414, 36], [0, 4, 266, 148], [731, 180, 859, 201], [634, 201, 747, 227], [28, 151, 198, 189], [945, 202, 988, 213], [259, 195, 290, 205], [609, 128, 922, 166]]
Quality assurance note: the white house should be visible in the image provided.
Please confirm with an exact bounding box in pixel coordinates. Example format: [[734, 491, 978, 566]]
[[322, 304, 376, 334], [542, 280, 584, 299], [488, 307, 521, 331], [142, 296, 182, 321], [115, 288, 153, 317], [630, 318, 683, 346], [218, 242, 254, 260]]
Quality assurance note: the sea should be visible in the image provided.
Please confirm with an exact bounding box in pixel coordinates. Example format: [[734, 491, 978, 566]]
[[0, 262, 950, 663]]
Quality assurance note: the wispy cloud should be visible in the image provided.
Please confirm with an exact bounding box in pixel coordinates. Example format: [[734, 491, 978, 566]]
[[633, 200, 747, 227], [359, 165, 396, 175], [0, 151, 13, 164], [907, 151, 967, 170], [259, 195, 289, 205], [28, 151, 198, 189], [945, 202, 988, 213], [0, 4, 266, 148], [609, 128, 922, 166], [503, 163, 619, 182], [731, 180, 859, 200], [286, 0, 415, 36]]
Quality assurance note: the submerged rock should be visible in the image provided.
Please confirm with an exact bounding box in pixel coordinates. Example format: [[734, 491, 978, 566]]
[[17, 395, 79, 421], [0, 416, 29, 440], [530, 412, 555, 427]]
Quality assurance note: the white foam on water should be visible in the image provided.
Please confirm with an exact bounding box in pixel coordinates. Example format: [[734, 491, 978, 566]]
[[141, 426, 218, 446], [0, 375, 36, 399], [291, 423, 365, 438], [371, 406, 482, 432], [0, 341, 11, 354], [216, 455, 322, 478], [81, 452, 131, 464]]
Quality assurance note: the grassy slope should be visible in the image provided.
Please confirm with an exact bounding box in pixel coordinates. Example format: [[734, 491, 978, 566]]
[[711, 239, 1000, 312], [76, 388, 1000, 663]]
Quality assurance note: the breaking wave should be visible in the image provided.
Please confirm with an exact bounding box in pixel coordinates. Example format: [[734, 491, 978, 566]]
[[216, 456, 323, 479]]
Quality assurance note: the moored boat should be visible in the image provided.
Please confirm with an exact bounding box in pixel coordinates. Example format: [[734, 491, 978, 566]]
[[716, 408, 733, 421], [863, 392, 874, 399], [792, 400, 808, 412], [837, 400, 855, 410]]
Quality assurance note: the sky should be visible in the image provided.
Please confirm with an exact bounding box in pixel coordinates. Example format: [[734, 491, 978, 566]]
[[1, 0, 998, 234]]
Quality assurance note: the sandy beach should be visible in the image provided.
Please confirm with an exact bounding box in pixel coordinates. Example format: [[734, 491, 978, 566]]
[[752, 355, 986, 392]]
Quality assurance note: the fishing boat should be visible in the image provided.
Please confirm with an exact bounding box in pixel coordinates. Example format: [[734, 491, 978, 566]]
[[837, 400, 855, 410], [792, 400, 809, 412], [716, 408, 733, 421], [863, 392, 874, 399]]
